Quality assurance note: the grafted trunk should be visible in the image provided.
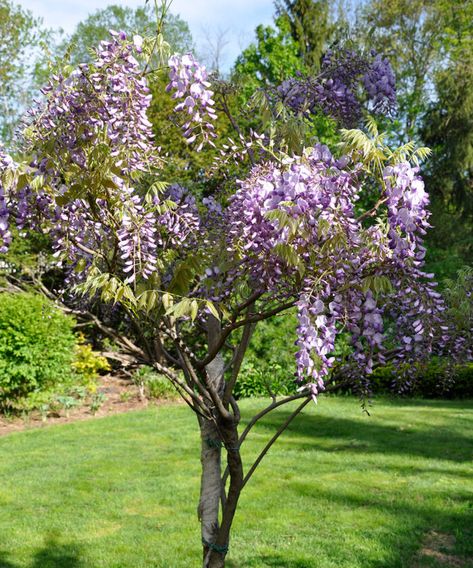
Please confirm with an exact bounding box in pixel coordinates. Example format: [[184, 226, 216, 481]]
[[199, 417, 222, 565], [199, 315, 244, 568], [206, 421, 243, 568], [201, 317, 226, 567]]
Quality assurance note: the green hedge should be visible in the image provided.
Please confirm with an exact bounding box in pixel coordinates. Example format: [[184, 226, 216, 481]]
[[234, 314, 299, 399], [0, 292, 76, 407], [369, 358, 473, 398]]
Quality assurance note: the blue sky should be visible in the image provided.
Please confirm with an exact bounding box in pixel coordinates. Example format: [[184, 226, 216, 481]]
[[19, 0, 276, 70]]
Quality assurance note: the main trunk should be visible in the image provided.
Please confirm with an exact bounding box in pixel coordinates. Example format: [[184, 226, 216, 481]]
[[199, 412, 244, 568], [199, 417, 223, 565], [198, 317, 244, 567]]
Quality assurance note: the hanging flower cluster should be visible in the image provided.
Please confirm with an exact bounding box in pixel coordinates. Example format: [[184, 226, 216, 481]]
[[167, 53, 217, 151], [363, 53, 397, 114], [277, 49, 396, 126], [384, 162, 430, 258], [223, 142, 455, 392], [24, 30, 156, 176], [0, 35, 467, 402], [225, 145, 359, 290]]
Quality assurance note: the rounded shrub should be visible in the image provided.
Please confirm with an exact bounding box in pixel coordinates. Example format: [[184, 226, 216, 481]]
[[0, 292, 76, 407]]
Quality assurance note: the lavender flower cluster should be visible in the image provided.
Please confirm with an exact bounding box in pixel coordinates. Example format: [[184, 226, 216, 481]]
[[0, 150, 14, 253], [167, 53, 217, 151], [277, 49, 397, 126], [25, 30, 156, 175], [224, 143, 456, 394], [15, 32, 171, 284], [363, 54, 397, 114], [384, 162, 430, 259]]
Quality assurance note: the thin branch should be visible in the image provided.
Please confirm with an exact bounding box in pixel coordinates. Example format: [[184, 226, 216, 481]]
[[179, 349, 213, 404], [228, 396, 241, 424], [221, 391, 309, 488], [230, 291, 264, 321], [157, 319, 199, 363], [237, 392, 309, 450], [356, 197, 388, 222], [241, 397, 311, 489], [205, 378, 233, 422], [219, 90, 256, 167], [223, 317, 254, 404], [197, 299, 295, 369], [152, 360, 211, 420]]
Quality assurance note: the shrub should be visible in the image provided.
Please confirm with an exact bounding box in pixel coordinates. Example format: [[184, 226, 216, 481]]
[[362, 358, 473, 399], [0, 292, 76, 408], [233, 361, 297, 399], [132, 366, 179, 400], [71, 334, 111, 392], [235, 313, 299, 399]]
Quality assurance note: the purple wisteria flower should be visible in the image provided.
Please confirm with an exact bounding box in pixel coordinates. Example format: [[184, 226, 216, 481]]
[[277, 48, 397, 126], [167, 53, 217, 151]]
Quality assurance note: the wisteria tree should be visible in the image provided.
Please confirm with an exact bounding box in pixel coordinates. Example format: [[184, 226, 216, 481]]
[[0, 18, 468, 568]]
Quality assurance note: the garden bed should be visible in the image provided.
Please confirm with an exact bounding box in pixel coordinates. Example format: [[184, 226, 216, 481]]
[[0, 374, 181, 437]]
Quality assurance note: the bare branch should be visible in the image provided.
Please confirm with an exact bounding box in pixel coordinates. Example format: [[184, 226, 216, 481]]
[[242, 397, 311, 489], [223, 317, 254, 404], [356, 197, 388, 222], [197, 299, 295, 369]]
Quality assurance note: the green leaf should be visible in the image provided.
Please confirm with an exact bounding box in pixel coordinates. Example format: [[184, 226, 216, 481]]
[[206, 301, 220, 320], [166, 298, 192, 318], [190, 299, 199, 322]]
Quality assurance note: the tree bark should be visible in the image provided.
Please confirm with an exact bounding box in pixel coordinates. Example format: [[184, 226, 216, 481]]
[[207, 420, 243, 568], [199, 315, 246, 567], [200, 315, 227, 567], [199, 417, 223, 566]]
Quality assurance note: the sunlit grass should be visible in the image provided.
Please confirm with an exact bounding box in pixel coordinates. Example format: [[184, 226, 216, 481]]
[[0, 396, 472, 567]]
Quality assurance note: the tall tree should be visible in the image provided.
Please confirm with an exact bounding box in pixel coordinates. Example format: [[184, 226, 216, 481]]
[[0, 0, 47, 145], [275, 0, 336, 70], [354, 0, 472, 142], [1, 29, 467, 567], [61, 3, 193, 66], [233, 16, 304, 97]]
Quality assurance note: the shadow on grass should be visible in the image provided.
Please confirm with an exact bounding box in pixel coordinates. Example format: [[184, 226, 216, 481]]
[[0, 539, 83, 568], [253, 406, 473, 463], [227, 558, 314, 568], [234, 402, 473, 566]]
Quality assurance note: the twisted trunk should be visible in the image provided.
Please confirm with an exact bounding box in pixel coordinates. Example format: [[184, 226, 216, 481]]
[[198, 316, 244, 567], [199, 417, 223, 564], [206, 421, 243, 568]]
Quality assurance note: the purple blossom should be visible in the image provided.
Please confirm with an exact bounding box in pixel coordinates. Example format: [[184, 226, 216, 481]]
[[276, 48, 397, 126], [167, 53, 217, 151]]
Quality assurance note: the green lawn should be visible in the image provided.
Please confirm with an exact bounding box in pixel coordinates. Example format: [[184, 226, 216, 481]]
[[0, 397, 472, 568]]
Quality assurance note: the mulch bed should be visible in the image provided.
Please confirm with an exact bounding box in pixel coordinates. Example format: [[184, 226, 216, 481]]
[[0, 374, 179, 437]]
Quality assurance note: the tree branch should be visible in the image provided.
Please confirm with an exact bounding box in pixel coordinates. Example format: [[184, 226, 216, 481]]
[[241, 397, 311, 489], [223, 317, 254, 405], [197, 299, 295, 370]]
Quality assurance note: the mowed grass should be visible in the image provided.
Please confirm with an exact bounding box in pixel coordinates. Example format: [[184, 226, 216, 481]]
[[0, 397, 472, 568]]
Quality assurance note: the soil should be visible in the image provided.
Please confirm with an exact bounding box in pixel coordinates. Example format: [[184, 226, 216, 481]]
[[412, 531, 466, 567], [0, 374, 180, 437]]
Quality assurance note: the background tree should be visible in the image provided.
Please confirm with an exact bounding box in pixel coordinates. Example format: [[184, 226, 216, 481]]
[[61, 3, 193, 66], [351, 0, 473, 279], [233, 16, 304, 99], [0, 0, 50, 145], [275, 0, 337, 70]]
